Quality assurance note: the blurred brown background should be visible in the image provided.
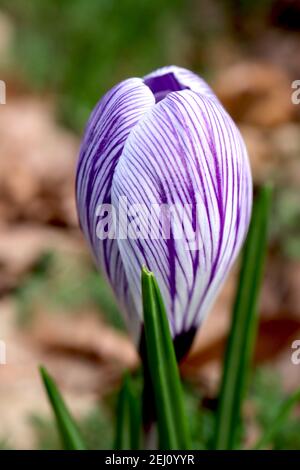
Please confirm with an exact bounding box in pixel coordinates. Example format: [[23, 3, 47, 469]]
[[0, 0, 300, 449]]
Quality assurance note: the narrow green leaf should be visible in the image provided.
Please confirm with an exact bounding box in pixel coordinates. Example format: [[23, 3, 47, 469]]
[[114, 372, 141, 450], [39, 366, 87, 450], [141, 266, 191, 450], [214, 185, 273, 450], [254, 387, 300, 449]]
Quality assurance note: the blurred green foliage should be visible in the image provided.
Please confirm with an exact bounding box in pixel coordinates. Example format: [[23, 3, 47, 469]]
[[0, 438, 11, 450], [251, 368, 300, 449], [183, 385, 215, 450], [0, 0, 278, 134], [0, 0, 188, 131]]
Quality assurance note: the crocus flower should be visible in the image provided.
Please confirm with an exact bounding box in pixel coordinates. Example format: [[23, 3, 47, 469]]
[[76, 65, 252, 357]]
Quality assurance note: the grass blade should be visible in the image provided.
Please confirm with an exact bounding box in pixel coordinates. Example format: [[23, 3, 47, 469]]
[[141, 266, 191, 450], [214, 185, 273, 450], [254, 387, 300, 449], [39, 365, 87, 450], [114, 372, 141, 450]]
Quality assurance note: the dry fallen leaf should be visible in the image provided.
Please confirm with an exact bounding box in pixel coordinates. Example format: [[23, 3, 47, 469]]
[[214, 61, 295, 127], [0, 97, 79, 226]]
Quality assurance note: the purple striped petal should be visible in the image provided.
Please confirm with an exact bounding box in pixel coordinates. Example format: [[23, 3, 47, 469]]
[[111, 89, 252, 338], [76, 77, 155, 339]]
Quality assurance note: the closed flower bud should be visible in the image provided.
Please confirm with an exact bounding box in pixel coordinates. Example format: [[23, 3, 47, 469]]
[[76, 66, 252, 355]]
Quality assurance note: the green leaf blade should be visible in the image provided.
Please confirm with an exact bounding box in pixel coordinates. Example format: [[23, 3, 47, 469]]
[[214, 185, 273, 450], [114, 372, 141, 450], [39, 366, 87, 450], [141, 266, 191, 450]]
